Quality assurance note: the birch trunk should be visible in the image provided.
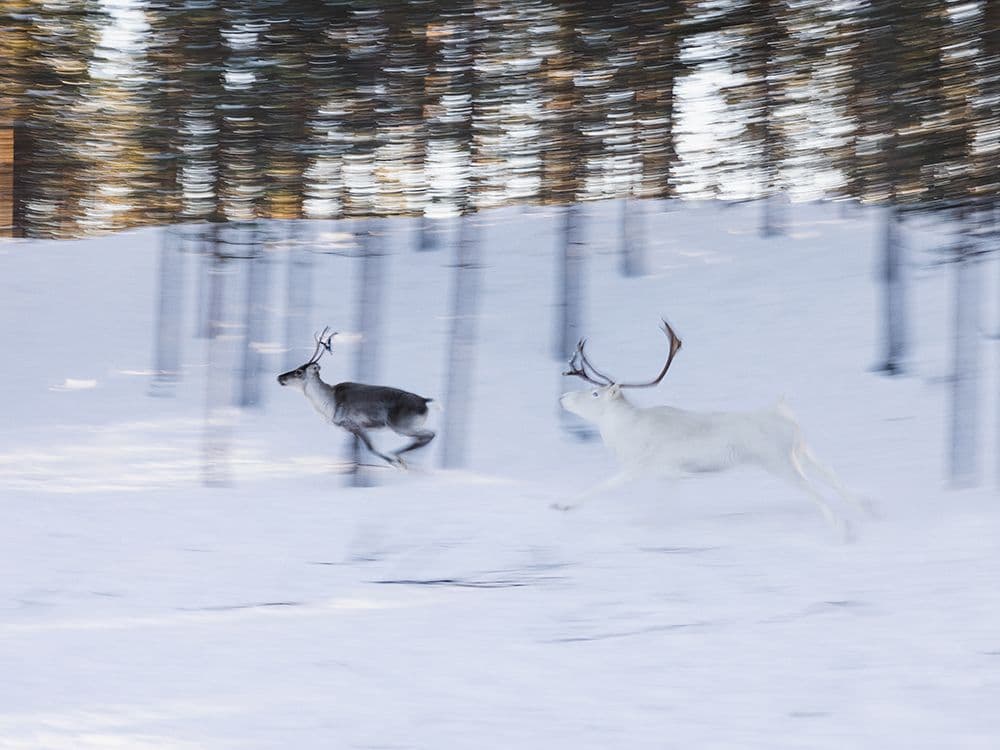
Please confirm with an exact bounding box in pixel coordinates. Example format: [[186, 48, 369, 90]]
[[555, 202, 585, 360], [620, 198, 645, 278], [347, 220, 387, 486], [237, 222, 267, 408], [440, 213, 482, 468], [202, 227, 235, 487], [282, 220, 314, 370], [878, 204, 907, 375], [150, 227, 184, 397], [948, 244, 981, 487], [555, 202, 594, 438]]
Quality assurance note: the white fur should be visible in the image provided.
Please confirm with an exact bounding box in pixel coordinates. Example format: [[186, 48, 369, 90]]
[[278, 363, 336, 421], [559, 384, 868, 535]]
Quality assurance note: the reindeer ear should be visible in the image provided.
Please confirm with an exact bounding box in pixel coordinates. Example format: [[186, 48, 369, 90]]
[[608, 384, 622, 398]]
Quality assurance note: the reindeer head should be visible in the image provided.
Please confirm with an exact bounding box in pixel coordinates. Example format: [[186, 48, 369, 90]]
[[277, 327, 336, 390], [559, 319, 682, 420]]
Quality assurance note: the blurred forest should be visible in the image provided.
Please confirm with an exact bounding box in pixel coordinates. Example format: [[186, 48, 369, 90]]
[[0, 0, 996, 240], [2, 1, 999, 485]]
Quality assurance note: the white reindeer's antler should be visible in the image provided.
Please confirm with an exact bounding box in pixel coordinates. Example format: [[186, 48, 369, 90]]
[[616, 319, 682, 389], [563, 318, 682, 389]]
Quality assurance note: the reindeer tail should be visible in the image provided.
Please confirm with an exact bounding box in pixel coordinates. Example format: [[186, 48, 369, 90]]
[[773, 396, 804, 441]]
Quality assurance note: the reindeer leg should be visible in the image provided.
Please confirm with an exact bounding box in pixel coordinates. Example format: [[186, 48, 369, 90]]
[[347, 425, 401, 468], [795, 443, 878, 518], [552, 470, 635, 512], [782, 451, 854, 542], [391, 429, 435, 468]]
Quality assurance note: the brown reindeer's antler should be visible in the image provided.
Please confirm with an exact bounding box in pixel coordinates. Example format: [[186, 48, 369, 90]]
[[307, 326, 337, 364]]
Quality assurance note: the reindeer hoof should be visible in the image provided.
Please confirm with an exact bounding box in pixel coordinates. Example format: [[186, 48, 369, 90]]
[[550, 502, 576, 512]]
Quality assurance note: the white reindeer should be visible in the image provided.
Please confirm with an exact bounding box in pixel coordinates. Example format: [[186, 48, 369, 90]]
[[558, 320, 870, 535]]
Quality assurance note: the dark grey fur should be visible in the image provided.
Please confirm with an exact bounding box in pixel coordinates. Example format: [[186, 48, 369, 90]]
[[277, 361, 435, 468]]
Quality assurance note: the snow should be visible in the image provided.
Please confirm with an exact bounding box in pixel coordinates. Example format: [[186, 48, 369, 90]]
[[2, 200, 999, 748]]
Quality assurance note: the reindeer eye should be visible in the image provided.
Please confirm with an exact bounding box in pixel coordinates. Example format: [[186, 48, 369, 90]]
[[591, 390, 600, 398]]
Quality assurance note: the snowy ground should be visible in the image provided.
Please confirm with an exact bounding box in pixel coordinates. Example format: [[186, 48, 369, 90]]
[[2, 201, 999, 749]]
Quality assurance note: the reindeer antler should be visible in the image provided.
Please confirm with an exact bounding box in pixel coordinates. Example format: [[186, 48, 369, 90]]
[[307, 326, 337, 364], [562, 318, 682, 389], [616, 319, 682, 389], [563, 338, 613, 386]]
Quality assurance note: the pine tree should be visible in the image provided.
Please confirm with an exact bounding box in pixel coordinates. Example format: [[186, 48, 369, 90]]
[[836, 1, 952, 374], [0, 1, 105, 237], [717, 0, 797, 236]]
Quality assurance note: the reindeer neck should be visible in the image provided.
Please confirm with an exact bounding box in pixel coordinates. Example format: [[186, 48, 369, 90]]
[[302, 371, 338, 421], [598, 393, 640, 447], [609, 391, 638, 415]]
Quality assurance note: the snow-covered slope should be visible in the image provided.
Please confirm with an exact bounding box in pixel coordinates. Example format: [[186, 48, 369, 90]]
[[2, 201, 998, 749]]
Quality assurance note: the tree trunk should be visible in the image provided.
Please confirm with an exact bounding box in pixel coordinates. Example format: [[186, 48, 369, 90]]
[[555, 202, 585, 360], [202, 226, 234, 487], [193, 224, 213, 339], [877, 204, 907, 375], [555, 202, 594, 438], [761, 192, 785, 238], [440, 213, 482, 469], [282, 220, 314, 370], [237, 222, 268, 409], [948, 243, 981, 487], [759, 60, 784, 239], [620, 197, 645, 277], [416, 211, 442, 252], [150, 227, 184, 397], [348, 219, 387, 486]]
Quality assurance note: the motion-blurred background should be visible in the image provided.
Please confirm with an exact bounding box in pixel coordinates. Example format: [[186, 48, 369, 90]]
[[2, 3, 1000, 747], [2, 0, 997, 484]]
